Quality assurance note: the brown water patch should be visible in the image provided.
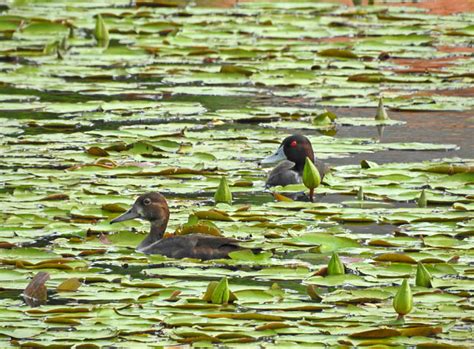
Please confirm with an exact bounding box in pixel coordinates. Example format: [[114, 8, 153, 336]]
[[437, 46, 474, 54], [195, 0, 474, 15], [319, 0, 474, 15], [401, 87, 474, 98], [384, 0, 474, 15], [389, 56, 471, 74]]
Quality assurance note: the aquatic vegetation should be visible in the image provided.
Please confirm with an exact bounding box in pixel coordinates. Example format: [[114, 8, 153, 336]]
[[0, 0, 472, 347], [393, 279, 414, 319]]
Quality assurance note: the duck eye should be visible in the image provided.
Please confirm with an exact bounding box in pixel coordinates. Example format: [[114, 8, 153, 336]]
[[143, 198, 152, 206], [290, 140, 297, 148]]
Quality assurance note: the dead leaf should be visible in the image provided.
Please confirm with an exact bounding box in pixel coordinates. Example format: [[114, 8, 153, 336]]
[[40, 193, 69, 201], [86, 146, 110, 157], [23, 272, 50, 307], [374, 253, 417, 264], [56, 278, 81, 292], [99, 233, 112, 245], [349, 328, 401, 339]]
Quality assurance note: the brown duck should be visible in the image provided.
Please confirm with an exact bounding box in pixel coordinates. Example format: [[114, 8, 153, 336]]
[[110, 192, 254, 260]]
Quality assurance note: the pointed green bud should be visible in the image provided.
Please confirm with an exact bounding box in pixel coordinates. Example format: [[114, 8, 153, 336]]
[[94, 14, 109, 46], [357, 186, 364, 201], [417, 189, 427, 208], [202, 281, 218, 302], [375, 97, 390, 121], [415, 262, 432, 288], [303, 157, 321, 190], [214, 176, 232, 205], [327, 252, 345, 275], [393, 279, 413, 317], [303, 157, 321, 202], [211, 277, 230, 305]]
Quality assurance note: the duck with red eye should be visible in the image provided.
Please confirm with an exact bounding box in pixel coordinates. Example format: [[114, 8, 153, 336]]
[[110, 192, 258, 260], [260, 134, 328, 188]]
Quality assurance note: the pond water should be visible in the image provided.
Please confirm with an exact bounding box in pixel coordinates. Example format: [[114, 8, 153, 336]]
[[0, 0, 473, 347]]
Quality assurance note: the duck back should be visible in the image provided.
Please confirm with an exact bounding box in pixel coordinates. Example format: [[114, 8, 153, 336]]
[[138, 234, 243, 260]]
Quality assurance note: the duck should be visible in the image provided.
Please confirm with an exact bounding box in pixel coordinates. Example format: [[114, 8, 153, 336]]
[[260, 134, 327, 188], [110, 192, 256, 260]]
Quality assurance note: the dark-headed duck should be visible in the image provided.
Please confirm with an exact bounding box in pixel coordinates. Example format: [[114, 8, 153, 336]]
[[260, 134, 327, 188], [110, 192, 254, 260]]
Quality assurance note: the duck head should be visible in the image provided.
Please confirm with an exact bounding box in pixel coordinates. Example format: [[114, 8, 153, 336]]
[[260, 134, 314, 172], [111, 192, 170, 247]]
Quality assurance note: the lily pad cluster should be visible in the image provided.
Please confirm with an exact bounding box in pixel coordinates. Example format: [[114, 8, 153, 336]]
[[0, 0, 473, 347]]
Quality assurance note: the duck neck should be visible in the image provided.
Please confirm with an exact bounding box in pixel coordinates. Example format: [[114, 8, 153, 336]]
[[137, 219, 168, 250], [293, 152, 314, 174], [293, 161, 305, 174]]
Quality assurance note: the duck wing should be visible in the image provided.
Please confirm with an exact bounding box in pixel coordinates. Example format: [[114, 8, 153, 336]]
[[265, 160, 300, 188], [138, 234, 242, 260]]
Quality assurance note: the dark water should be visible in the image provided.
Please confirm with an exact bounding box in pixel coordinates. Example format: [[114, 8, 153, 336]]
[[331, 108, 473, 164]]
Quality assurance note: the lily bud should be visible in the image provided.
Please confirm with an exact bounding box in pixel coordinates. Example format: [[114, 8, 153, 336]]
[[327, 252, 345, 275], [94, 14, 109, 46], [393, 279, 413, 317], [202, 281, 218, 302], [417, 189, 427, 208], [214, 176, 232, 205], [211, 277, 230, 305], [357, 186, 364, 201], [375, 97, 390, 121], [415, 262, 432, 288], [303, 157, 321, 202]]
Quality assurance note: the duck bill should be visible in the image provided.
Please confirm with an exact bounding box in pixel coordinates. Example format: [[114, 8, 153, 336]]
[[260, 146, 287, 166], [110, 208, 140, 224]]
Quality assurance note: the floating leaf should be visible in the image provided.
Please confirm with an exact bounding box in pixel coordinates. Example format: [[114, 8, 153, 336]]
[[56, 278, 81, 292], [312, 110, 337, 126], [228, 250, 271, 262]]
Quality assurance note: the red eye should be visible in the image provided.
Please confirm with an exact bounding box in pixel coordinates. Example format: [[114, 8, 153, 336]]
[[290, 140, 297, 148]]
